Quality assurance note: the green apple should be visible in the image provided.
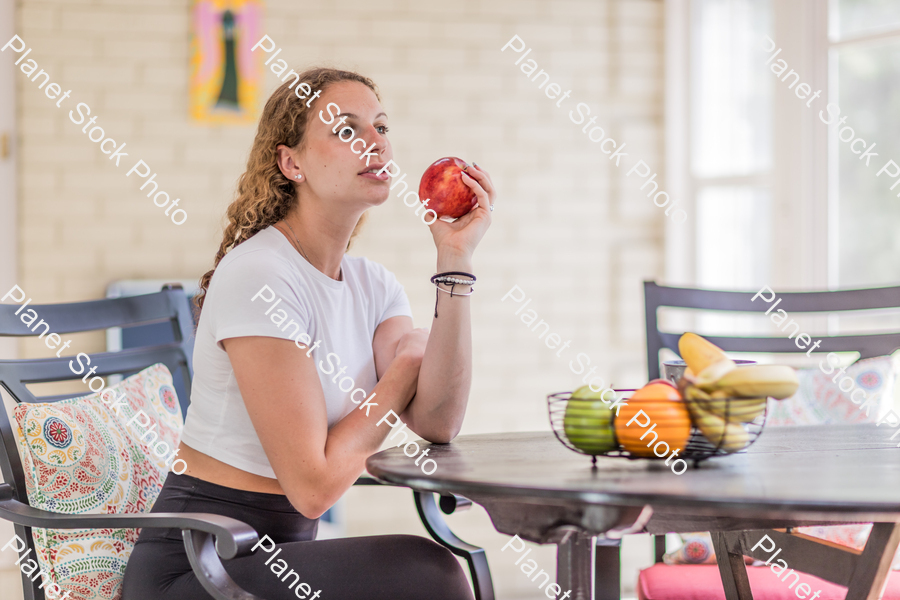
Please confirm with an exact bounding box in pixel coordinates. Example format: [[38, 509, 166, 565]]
[[563, 385, 617, 454], [571, 384, 611, 401]]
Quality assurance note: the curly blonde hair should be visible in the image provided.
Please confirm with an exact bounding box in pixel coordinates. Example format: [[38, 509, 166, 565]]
[[195, 67, 380, 311]]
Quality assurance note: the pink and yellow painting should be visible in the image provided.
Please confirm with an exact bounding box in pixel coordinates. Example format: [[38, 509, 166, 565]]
[[190, 0, 264, 124]]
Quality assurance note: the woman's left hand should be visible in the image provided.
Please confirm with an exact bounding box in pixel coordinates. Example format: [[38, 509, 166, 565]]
[[427, 163, 495, 259]]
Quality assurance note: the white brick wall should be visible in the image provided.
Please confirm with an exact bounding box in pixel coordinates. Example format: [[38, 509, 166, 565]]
[[8, 0, 665, 597]]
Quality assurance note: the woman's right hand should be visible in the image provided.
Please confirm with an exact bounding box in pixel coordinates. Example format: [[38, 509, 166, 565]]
[[395, 327, 429, 367], [427, 163, 494, 260]]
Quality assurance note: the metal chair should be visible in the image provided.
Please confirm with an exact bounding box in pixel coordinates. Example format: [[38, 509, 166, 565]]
[[0, 284, 494, 600], [644, 281, 900, 381], [642, 280, 900, 586]]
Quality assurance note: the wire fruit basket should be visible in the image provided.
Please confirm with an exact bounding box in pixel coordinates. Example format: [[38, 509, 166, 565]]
[[547, 388, 767, 468]]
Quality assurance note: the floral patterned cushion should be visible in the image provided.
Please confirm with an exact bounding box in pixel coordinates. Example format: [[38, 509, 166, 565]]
[[795, 524, 900, 569], [664, 532, 760, 566], [13, 363, 184, 600], [796, 523, 900, 570], [767, 355, 895, 426], [663, 532, 717, 564]]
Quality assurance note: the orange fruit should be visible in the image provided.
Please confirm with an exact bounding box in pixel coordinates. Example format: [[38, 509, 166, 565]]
[[615, 380, 691, 458]]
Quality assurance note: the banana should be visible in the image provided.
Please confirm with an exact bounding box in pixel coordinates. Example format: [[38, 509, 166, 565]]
[[706, 389, 767, 423], [700, 364, 799, 400], [683, 385, 758, 423], [693, 359, 738, 388], [687, 400, 749, 452], [683, 384, 712, 404], [679, 332, 734, 374]]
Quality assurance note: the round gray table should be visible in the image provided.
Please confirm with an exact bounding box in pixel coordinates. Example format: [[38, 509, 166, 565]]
[[366, 424, 900, 600]]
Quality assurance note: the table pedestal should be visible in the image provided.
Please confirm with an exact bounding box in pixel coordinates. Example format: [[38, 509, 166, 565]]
[[557, 528, 595, 600], [468, 495, 652, 600]]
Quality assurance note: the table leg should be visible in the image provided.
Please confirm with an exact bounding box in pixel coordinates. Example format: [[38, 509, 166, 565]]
[[557, 529, 595, 600], [710, 531, 754, 600], [594, 538, 621, 600], [845, 522, 900, 600]]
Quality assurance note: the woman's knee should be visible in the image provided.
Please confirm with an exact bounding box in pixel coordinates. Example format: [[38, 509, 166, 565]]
[[384, 534, 448, 561], [388, 535, 474, 599]]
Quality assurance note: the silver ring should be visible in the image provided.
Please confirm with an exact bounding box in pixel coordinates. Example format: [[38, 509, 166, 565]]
[[489, 204, 494, 212]]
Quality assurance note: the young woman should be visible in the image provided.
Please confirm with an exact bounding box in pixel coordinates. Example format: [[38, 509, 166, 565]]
[[122, 68, 494, 599]]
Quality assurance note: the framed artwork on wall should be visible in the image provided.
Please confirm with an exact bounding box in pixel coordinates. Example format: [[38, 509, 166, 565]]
[[190, 0, 264, 124]]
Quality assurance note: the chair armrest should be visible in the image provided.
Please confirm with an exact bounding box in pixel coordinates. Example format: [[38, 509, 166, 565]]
[[0, 484, 257, 559], [0, 483, 264, 600]]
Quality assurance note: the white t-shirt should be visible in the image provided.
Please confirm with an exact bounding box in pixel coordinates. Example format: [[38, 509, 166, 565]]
[[181, 226, 412, 479]]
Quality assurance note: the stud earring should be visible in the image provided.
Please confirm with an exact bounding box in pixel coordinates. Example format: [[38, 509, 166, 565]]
[[295, 174, 302, 180]]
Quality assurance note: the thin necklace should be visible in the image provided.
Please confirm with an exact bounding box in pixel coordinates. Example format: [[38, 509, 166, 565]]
[[283, 221, 311, 263]]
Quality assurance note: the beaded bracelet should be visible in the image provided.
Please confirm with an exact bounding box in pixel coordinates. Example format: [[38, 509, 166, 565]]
[[430, 271, 476, 317], [431, 272, 476, 285], [436, 286, 475, 296]]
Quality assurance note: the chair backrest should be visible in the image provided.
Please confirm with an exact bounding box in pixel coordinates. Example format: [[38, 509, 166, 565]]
[[643, 281, 900, 380], [644, 281, 900, 564], [0, 284, 195, 600]]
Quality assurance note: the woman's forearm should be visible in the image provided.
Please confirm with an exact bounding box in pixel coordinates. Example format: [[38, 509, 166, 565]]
[[404, 251, 474, 442], [289, 355, 419, 516], [326, 355, 419, 460], [404, 161, 493, 442]]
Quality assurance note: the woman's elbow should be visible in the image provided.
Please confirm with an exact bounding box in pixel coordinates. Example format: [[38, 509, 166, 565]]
[[404, 405, 464, 443], [421, 422, 461, 444], [287, 494, 334, 520], [283, 479, 342, 520], [304, 503, 331, 520]]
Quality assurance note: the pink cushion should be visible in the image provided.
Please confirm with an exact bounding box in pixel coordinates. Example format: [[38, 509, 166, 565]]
[[637, 564, 900, 600]]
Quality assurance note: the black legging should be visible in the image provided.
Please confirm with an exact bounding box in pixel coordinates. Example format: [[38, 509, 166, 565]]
[[122, 473, 474, 600]]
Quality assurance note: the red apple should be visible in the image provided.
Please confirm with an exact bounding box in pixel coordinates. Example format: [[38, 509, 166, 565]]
[[418, 157, 479, 219]]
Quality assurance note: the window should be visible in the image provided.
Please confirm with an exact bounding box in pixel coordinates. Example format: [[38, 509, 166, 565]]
[[829, 0, 900, 287], [669, 0, 900, 294]]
